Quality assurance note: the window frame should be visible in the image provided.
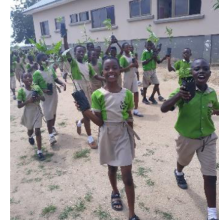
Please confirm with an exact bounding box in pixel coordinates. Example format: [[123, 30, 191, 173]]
[[54, 16, 65, 30], [129, 0, 151, 18], [40, 21, 50, 36], [70, 13, 78, 24], [157, 0, 200, 19], [91, 5, 115, 29], [79, 11, 89, 22]]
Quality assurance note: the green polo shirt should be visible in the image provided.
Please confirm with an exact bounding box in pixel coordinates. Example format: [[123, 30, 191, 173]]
[[169, 87, 219, 139], [141, 49, 158, 71], [174, 59, 192, 85]]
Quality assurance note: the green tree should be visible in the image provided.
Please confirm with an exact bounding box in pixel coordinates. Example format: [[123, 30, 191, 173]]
[[10, 0, 40, 44]]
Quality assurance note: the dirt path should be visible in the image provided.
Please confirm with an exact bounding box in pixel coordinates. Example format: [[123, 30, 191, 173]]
[[10, 67, 219, 220]]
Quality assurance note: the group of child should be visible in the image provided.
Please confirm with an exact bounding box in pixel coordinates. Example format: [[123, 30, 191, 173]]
[[10, 33, 219, 220]]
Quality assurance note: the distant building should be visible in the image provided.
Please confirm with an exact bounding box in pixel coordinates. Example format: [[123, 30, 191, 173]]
[[24, 0, 219, 64]]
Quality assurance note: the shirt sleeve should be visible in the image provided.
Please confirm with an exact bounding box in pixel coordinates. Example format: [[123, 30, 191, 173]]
[[119, 56, 126, 68], [141, 51, 146, 62], [33, 85, 44, 96], [33, 70, 47, 90], [17, 88, 26, 102], [51, 66, 58, 80], [88, 64, 96, 78], [91, 91, 102, 112], [174, 60, 181, 71], [126, 90, 134, 111]]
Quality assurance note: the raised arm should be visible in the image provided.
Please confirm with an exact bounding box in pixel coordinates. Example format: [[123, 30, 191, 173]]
[[167, 56, 175, 72], [116, 42, 123, 56], [105, 42, 112, 55]]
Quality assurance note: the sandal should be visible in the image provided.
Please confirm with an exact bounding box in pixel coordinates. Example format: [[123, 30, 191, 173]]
[[111, 192, 123, 211], [129, 214, 140, 220]]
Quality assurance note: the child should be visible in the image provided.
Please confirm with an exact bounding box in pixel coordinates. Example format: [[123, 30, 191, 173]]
[[141, 41, 167, 104], [167, 48, 192, 85], [17, 72, 45, 160], [76, 56, 140, 220], [33, 53, 66, 145], [10, 54, 17, 100], [62, 33, 105, 149], [161, 58, 219, 220], [95, 45, 104, 63], [15, 55, 25, 87], [88, 50, 103, 92], [84, 42, 95, 62], [26, 54, 38, 75], [120, 42, 143, 117], [129, 45, 141, 86]]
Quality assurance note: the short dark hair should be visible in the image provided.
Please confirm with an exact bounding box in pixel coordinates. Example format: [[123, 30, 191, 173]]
[[110, 46, 117, 51], [37, 53, 46, 63], [102, 56, 120, 67], [74, 45, 85, 53], [122, 42, 129, 49], [191, 58, 209, 68]]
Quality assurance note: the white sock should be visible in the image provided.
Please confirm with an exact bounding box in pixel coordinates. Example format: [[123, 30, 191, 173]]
[[77, 120, 82, 127], [208, 207, 217, 220], [176, 170, 184, 176], [37, 150, 42, 154], [49, 133, 54, 138], [88, 136, 94, 144], [133, 109, 138, 114]]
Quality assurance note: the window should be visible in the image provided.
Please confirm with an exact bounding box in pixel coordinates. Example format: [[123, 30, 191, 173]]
[[79, 11, 89, 22], [55, 17, 65, 30], [130, 0, 151, 18], [158, 0, 201, 19], [91, 6, 115, 28], [70, 14, 78, 23], [40, 21, 50, 36]]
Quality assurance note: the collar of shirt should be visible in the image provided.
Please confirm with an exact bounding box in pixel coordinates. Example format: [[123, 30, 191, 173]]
[[195, 85, 213, 94], [182, 59, 191, 63]]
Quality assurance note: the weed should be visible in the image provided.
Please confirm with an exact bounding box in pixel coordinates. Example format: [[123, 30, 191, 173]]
[[10, 115, 16, 122], [116, 173, 122, 181], [26, 169, 32, 175], [56, 170, 66, 176], [10, 198, 20, 204], [34, 178, 42, 182], [84, 192, 93, 202], [48, 185, 60, 191], [94, 206, 112, 220], [59, 206, 74, 220], [146, 178, 155, 186], [74, 199, 86, 212], [20, 155, 27, 160], [155, 209, 174, 220], [58, 122, 66, 127], [73, 149, 90, 159], [41, 205, 57, 216], [137, 167, 151, 177], [143, 149, 155, 157], [10, 217, 20, 220], [138, 202, 150, 212], [12, 186, 18, 193]]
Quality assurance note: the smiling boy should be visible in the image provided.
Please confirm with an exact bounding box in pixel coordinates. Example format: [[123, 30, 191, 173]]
[[161, 58, 219, 220]]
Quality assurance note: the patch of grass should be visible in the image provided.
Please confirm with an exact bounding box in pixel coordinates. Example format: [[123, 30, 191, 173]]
[[58, 121, 66, 127], [74, 199, 86, 212], [143, 149, 155, 157], [56, 170, 66, 176], [20, 155, 27, 160], [10, 217, 20, 220], [41, 205, 57, 217], [73, 149, 90, 159], [10, 115, 16, 122], [38, 164, 44, 169], [26, 169, 33, 175], [155, 209, 174, 220], [146, 178, 155, 186], [34, 178, 42, 182], [59, 206, 75, 220], [116, 173, 122, 181], [136, 167, 151, 177], [138, 202, 150, 212], [48, 185, 60, 191], [10, 198, 20, 204], [84, 192, 93, 202], [21, 177, 42, 183], [134, 159, 144, 164], [12, 186, 18, 193], [94, 206, 112, 220]]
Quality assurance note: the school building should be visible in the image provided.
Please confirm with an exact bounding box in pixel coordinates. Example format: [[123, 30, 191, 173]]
[[24, 0, 219, 64]]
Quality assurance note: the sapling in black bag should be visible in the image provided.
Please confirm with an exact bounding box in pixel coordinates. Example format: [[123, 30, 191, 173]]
[[182, 77, 196, 103], [70, 76, 90, 112], [60, 23, 67, 38]]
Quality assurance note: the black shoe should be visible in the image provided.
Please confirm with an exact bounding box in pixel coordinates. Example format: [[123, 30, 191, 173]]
[[149, 96, 158, 104], [174, 169, 188, 189], [129, 215, 140, 220], [29, 137, 35, 145], [38, 153, 45, 161], [209, 218, 219, 220], [142, 98, 150, 105]]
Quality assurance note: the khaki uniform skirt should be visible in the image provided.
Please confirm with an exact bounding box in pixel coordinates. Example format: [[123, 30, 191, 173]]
[[21, 90, 42, 130], [98, 122, 137, 166]]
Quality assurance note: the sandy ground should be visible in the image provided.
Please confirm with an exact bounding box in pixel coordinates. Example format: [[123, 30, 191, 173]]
[[10, 66, 219, 220]]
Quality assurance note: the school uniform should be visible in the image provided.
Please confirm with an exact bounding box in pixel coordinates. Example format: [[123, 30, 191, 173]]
[[169, 86, 219, 176], [92, 87, 138, 166], [174, 59, 192, 85], [33, 66, 58, 121], [141, 49, 159, 88], [90, 62, 103, 92], [69, 58, 97, 105], [17, 85, 43, 130], [120, 55, 138, 93], [10, 61, 16, 89]]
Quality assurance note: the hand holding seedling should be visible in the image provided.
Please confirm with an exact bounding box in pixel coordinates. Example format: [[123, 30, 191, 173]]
[[212, 109, 219, 116], [179, 86, 191, 100]]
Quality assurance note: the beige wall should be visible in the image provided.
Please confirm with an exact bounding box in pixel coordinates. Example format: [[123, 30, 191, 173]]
[[32, 0, 219, 45]]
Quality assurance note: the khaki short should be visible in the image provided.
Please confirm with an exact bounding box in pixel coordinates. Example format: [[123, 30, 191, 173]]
[[142, 70, 159, 88], [175, 133, 218, 176]]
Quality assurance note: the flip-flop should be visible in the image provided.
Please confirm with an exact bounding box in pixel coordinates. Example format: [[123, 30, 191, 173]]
[[111, 192, 123, 211]]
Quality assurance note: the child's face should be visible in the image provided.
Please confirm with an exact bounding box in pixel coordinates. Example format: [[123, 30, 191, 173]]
[[145, 42, 153, 51], [87, 43, 94, 51], [41, 55, 48, 66], [22, 73, 33, 86], [129, 45, 134, 52], [95, 47, 101, 57], [192, 59, 211, 86], [110, 49, 117, 57], [103, 59, 120, 83], [182, 49, 191, 60], [90, 51, 98, 62], [75, 47, 85, 60], [123, 44, 130, 53]]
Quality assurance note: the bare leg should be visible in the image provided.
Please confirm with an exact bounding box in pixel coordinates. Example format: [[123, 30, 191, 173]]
[[35, 128, 42, 151], [47, 119, 54, 134], [27, 129, 34, 138], [150, 84, 159, 99], [143, 87, 147, 99], [82, 112, 91, 136], [134, 92, 139, 109], [177, 162, 184, 172], [108, 165, 119, 193], [203, 175, 216, 208], [136, 71, 139, 81], [121, 165, 135, 218]]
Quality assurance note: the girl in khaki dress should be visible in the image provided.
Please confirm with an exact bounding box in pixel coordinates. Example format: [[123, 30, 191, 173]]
[[17, 73, 45, 160], [33, 54, 66, 145], [77, 57, 140, 220]]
